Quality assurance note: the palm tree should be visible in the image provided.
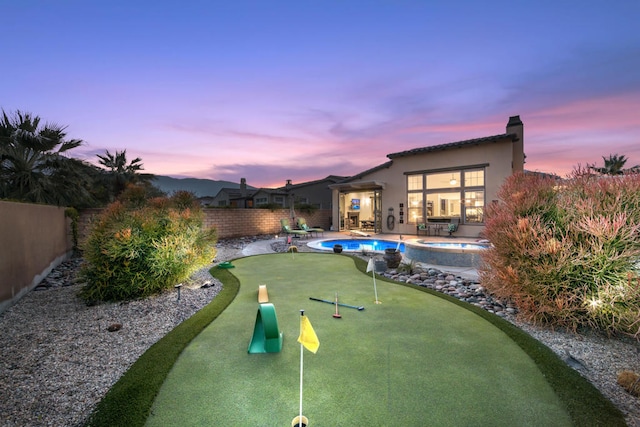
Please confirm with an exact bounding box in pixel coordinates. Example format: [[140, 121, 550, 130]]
[[0, 110, 95, 206], [97, 149, 154, 199], [589, 154, 639, 175]]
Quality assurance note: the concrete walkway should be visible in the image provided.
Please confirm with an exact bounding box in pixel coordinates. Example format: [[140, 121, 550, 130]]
[[242, 231, 480, 280]]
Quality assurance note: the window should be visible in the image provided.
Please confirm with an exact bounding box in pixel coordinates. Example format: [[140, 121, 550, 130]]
[[427, 172, 460, 189], [465, 170, 483, 186], [407, 175, 423, 190], [426, 192, 461, 217], [408, 193, 423, 224], [464, 191, 484, 223], [407, 168, 485, 225]]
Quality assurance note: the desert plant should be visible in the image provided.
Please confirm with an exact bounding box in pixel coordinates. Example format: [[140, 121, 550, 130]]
[[79, 191, 217, 302], [397, 259, 417, 275], [480, 170, 640, 337]]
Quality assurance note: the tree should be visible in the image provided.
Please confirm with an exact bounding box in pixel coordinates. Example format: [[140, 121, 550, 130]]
[[0, 109, 96, 206], [97, 149, 155, 200], [588, 153, 639, 175]]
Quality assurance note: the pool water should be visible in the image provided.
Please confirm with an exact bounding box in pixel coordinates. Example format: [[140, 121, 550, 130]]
[[312, 239, 405, 252]]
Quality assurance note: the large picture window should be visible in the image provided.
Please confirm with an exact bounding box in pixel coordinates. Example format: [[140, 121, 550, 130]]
[[407, 168, 485, 225]]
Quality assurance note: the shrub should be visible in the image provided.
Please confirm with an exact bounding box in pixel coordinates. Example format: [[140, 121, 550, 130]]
[[79, 191, 217, 302], [64, 207, 80, 252], [397, 259, 418, 275], [480, 170, 640, 337]]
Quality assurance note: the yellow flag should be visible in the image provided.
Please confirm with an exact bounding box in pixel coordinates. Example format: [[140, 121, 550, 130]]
[[297, 315, 319, 353]]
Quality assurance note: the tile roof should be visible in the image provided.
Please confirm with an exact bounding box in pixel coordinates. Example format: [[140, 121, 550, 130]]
[[339, 161, 393, 183], [386, 133, 518, 159]]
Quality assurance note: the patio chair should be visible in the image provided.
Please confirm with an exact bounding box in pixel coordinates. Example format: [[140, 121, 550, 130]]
[[446, 218, 460, 237], [280, 218, 309, 239], [296, 217, 324, 237]]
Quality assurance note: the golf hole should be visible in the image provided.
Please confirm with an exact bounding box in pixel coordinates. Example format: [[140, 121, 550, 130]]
[[291, 415, 308, 427]]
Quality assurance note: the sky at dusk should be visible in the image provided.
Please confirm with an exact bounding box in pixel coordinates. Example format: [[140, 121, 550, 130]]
[[3, 1, 639, 188]]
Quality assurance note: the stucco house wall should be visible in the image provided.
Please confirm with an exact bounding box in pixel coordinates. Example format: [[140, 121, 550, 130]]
[[330, 116, 524, 238]]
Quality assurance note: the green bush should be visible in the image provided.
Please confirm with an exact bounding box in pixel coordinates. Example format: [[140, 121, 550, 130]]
[[64, 207, 80, 252], [480, 170, 640, 338], [79, 191, 217, 302]]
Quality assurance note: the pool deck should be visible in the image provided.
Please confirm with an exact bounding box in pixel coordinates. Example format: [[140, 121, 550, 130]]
[[242, 231, 480, 280]]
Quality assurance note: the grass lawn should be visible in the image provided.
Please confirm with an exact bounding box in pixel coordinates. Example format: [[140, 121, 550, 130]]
[[86, 253, 626, 427]]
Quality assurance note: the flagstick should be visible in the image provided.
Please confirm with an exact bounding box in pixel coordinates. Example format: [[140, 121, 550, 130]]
[[372, 267, 380, 304], [299, 310, 304, 426], [369, 257, 381, 304]]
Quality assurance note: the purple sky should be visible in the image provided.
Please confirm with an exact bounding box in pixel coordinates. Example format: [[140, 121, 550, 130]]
[[3, 1, 639, 188]]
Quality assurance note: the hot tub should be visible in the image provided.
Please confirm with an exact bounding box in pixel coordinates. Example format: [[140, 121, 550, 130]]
[[404, 240, 488, 267]]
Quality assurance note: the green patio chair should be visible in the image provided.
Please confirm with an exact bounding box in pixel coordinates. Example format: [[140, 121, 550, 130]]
[[280, 218, 309, 239], [296, 217, 324, 237]]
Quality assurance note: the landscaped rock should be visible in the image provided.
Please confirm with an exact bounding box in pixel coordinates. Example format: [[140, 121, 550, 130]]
[[376, 264, 517, 316], [107, 323, 122, 332]]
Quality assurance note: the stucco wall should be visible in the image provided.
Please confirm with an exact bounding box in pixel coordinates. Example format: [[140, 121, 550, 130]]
[[332, 139, 518, 238], [0, 201, 73, 313]]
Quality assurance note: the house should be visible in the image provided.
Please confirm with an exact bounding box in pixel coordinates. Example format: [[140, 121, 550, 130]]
[[252, 188, 289, 207], [209, 178, 256, 208], [329, 116, 525, 237], [253, 175, 347, 209]]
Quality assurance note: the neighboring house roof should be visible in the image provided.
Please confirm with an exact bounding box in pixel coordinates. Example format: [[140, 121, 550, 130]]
[[214, 187, 257, 200], [274, 175, 348, 191], [386, 133, 518, 159], [337, 161, 393, 183], [253, 188, 287, 196]]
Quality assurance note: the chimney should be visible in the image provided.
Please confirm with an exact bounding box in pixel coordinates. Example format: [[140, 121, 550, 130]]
[[240, 178, 246, 197], [506, 116, 525, 173]]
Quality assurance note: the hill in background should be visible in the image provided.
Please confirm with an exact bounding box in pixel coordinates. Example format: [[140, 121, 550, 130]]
[[151, 176, 256, 198]]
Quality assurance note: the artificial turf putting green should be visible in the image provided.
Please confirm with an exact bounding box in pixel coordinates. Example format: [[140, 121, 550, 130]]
[[146, 253, 573, 426]]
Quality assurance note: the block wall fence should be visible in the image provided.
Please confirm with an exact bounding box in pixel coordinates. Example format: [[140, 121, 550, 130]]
[[0, 201, 73, 314]]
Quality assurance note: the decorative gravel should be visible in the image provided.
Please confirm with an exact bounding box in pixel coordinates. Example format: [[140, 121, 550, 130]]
[[0, 237, 638, 427]]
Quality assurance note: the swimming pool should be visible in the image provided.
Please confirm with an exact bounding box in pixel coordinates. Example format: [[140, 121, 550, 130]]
[[308, 239, 405, 253]]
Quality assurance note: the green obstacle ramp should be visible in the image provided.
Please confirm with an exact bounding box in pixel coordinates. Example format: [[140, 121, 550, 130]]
[[248, 303, 283, 354]]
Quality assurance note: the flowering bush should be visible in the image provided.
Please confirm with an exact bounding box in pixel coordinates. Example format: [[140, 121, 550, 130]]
[[480, 170, 640, 337], [79, 191, 217, 302]]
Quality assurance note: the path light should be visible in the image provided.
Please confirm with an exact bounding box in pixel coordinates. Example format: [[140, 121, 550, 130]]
[[175, 283, 182, 301]]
